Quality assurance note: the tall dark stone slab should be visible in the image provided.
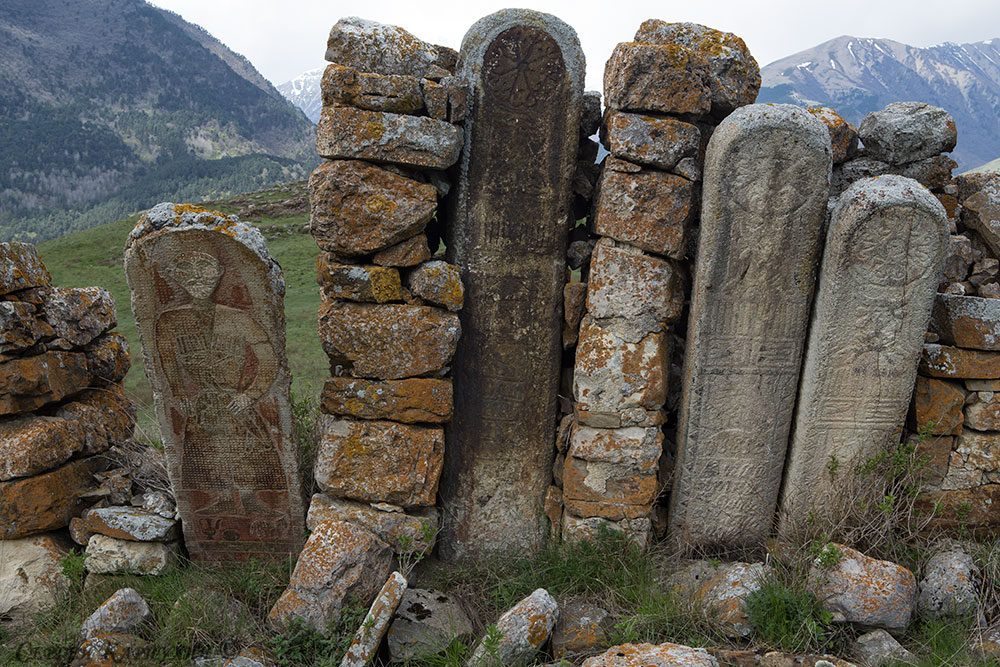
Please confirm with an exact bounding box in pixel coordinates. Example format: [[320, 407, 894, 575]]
[[668, 105, 832, 552], [440, 9, 584, 560], [124, 204, 305, 561]]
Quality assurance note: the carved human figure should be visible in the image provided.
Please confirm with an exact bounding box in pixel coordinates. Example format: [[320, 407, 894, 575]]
[[155, 250, 287, 542]]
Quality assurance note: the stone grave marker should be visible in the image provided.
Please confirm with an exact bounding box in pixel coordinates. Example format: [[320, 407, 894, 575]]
[[124, 204, 305, 560], [440, 9, 584, 560], [779, 176, 948, 529], [669, 104, 832, 551]]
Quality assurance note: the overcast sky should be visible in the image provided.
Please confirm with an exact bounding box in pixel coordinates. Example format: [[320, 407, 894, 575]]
[[148, 0, 1000, 91]]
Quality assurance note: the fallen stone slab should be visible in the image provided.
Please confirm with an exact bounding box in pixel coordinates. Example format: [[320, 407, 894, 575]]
[[81, 588, 150, 641], [340, 571, 407, 667], [467, 588, 558, 666]]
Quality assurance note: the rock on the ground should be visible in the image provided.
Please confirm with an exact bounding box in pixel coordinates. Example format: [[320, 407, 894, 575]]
[[853, 629, 916, 666], [81, 588, 150, 640], [268, 520, 391, 632], [809, 544, 916, 633], [467, 588, 559, 666], [581, 642, 719, 666], [387, 588, 474, 662], [0, 533, 70, 620], [694, 562, 770, 637], [72, 632, 148, 667], [550, 599, 609, 659], [917, 543, 980, 619], [84, 535, 179, 575]]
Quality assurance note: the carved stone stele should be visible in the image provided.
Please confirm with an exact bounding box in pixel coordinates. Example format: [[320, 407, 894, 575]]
[[669, 104, 831, 552], [779, 176, 948, 531], [124, 204, 305, 561], [440, 9, 584, 560]]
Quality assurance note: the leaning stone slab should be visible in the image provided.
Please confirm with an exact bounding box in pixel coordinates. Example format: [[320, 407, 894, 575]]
[[268, 520, 392, 632], [81, 588, 150, 641], [309, 160, 437, 256], [316, 106, 462, 169], [780, 176, 947, 529], [858, 102, 957, 165], [0, 242, 51, 296], [0, 457, 102, 539], [325, 17, 452, 78], [314, 416, 444, 507], [306, 493, 439, 555], [340, 571, 407, 667], [440, 8, 584, 560], [933, 294, 1000, 351], [124, 203, 305, 561], [670, 104, 831, 552]]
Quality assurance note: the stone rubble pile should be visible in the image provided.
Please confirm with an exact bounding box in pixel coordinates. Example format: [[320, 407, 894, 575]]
[[552, 21, 762, 549], [0, 241, 136, 619]]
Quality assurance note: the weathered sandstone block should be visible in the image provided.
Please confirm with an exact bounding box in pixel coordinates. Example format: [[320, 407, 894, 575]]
[[81, 506, 180, 542], [920, 343, 1000, 379], [268, 519, 391, 632], [0, 351, 89, 415], [55, 385, 135, 455], [562, 512, 651, 549], [602, 111, 700, 172], [124, 203, 305, 561], [933, 294, 1000, 351], [84, 333, 131, 385], [306, 493, 439, 554], [0, 242, 51, 296], [670, 104, 831, 551], [586, 239, 683, 342], [941, 429, 1000, 489], [581, 642, 719, 667], [604, 42, 711, 115], [42, 286, 116, 347], [806, 106, 859, 163], [965, 393, 1000, 431], [0, 457, 103, 539], [563, 424, 662, 520], [386, 588, 474, 662], [0, 301, 51, 353], [780, 176, 947, 528], [84, 535, 179, 575], [321, 63, 423, 114], [573, 317, 668, 422], [316, 258, 404, 304], [894, 154, 957, 191], [440, 9, 583, 560], [320, 376, 452, 423], [0, 533, 69, 620], [316, 106, 462, 169], [372, 234, 432, 267], [0, 414, 85, 481], [318, 298, 460, 379], [314, 416, 443, 506], [309, 160, 437, 256], [592, 162, 694, 260], [908, 376, 965, 436], [633, 20, 760, 115], [325, 17, 453, 78], [858, 102, 957, 165], [962, 182, 1000, 258], [408, 260, 464, 311]]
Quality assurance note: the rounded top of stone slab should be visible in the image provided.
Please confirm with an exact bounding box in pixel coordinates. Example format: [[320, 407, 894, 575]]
[[125, 202, 284, 295], [859, 101, 957, 165], [710, 103, 833, 159], [459, 8, 585, 96], [633, 20, 760, 114], [832, 174, 947, 223]]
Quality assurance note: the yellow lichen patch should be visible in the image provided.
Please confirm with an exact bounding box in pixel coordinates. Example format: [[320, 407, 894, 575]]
[[362, 120, 387, 141]]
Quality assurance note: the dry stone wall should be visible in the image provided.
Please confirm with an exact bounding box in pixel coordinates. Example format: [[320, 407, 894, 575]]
[[305, 17, 465, 571]]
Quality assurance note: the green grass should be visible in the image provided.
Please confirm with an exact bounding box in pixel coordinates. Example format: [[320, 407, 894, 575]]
[[36, 181, 327, 441]]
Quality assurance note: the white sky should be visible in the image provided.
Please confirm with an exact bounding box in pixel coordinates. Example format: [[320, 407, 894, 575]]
[[149, 0, 1000, 90]]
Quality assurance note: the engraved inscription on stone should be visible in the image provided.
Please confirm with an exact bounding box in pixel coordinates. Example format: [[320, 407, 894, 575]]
[[125, 214, 305, 560], [779, 176, 948, 530], [669, 104, 832, 552], [441, 9, 584, 560]]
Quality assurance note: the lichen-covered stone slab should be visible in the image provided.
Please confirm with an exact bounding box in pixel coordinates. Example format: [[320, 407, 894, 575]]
[[0, 242, 51, 296], [372, 234, 432, 267], [83, 535, 180, 575], [920, 343, 1000, 379], [268, 519, 391, 632], [604, 42, 711, 115], [562, 513, 651, 549], [807, 106, 859, 164], [780, 176, 947, 529], [581, 642, 719, 667], [0, 457, 102, 539], [340, 571, 407, 667], [0, 350, 90, 416], [321, 63, 423, 114], [123, 203, 305, 561], [309, 160, 437, 256], [670, 104, 831, 552], [0, 414, 86, 481], [858, 102, 957, 165], [316, 259, 404, 304], [408, 260, 464, 311], [83, 333, 131, 385], [81, 506, 180, 542], [314, 416, 444, 507], [320, 376, 452, 423], [306, 493, 439, 555], [592, 161, 694, 260], [325, 17, 453, 78], [933, 294, 1000, 351], [440, 9, 583, 560], [602, 111, 700, 172], [42, 286, 117, 348], [318, 299, 460, 380], [908, 376, 965, 436], [316, 106, 462, 169], [81, 588, 150, 640]]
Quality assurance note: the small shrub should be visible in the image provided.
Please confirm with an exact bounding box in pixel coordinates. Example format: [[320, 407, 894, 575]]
[[269, 598, 368, 667], [745, 579, 833, 653], [59, 552, 87, 584]]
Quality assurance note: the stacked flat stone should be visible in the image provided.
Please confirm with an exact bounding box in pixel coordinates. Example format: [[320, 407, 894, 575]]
[[553, 21, 761, 547], [73, 496, 181, 576], [309, 17, 465, 563], [0, 242, 135, 541]]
